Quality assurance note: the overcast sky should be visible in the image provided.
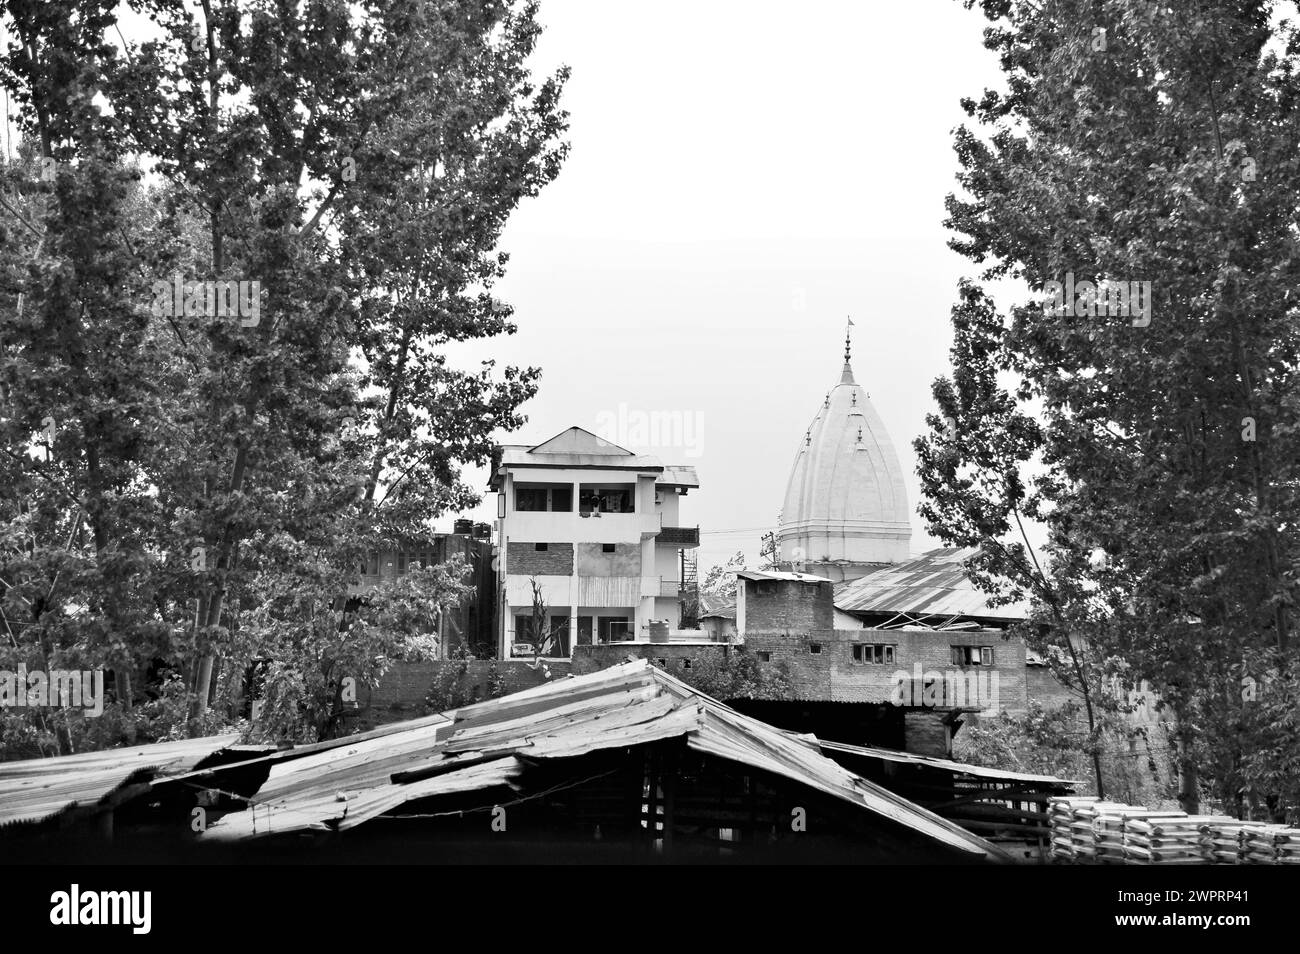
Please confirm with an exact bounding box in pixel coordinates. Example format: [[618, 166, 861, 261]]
[[450, 0, 1008, 571]]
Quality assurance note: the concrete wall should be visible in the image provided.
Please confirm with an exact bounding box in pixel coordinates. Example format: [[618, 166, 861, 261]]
[[701, 616, 737, 640], [903, 710, 952, 758], [653, 544, 680, 580], [657, 488, 680, 525], [571, 642, 729, 677], [575, 542, 640, 576]]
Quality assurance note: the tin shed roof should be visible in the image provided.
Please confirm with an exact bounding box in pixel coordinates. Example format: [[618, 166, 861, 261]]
[[834, 547, 1032, 622], [196, 661, 1008, 859], [0, 734, 242, 829]]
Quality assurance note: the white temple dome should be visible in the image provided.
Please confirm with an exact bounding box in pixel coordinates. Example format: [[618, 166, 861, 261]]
[[777, 338, 911, 580]]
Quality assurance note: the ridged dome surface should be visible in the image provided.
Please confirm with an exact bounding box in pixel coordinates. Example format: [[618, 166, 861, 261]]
[[777, 359, 911, 573]]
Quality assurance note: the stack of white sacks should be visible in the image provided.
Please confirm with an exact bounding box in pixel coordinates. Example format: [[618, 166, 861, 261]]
[[1241, 825, 1300, 864], [1048, 796, 1300, 864]]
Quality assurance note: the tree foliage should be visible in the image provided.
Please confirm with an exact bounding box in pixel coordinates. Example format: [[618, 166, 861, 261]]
[[673, 648, 793, 703], [927, 0, 1300, 814], [0, 0, 568, 750]]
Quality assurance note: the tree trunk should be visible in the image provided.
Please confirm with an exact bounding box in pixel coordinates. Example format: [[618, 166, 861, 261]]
[[1175, 714, 1199, 814]]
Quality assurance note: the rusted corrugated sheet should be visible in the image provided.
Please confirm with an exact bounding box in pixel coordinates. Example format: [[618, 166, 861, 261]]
[[199, 661, 1010, 859], [834, 547, 1031, 622], [0, 734, 240, 829]]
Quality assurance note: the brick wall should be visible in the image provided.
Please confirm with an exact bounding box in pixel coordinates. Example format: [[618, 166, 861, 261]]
[[741, 578, 834, 631], [743, 628, 1029, 712], [507, 541, 574, 576]]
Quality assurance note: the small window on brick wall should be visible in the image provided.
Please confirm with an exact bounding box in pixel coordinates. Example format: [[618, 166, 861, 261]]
[[756, 651, 771, 662], [602, 543, 616, 553], [534, 542, 548, 552], [681, 658, 692, 670], [809, 643, 822, 654], [952, 645, 994, 666], [852, 644, 895, 665]]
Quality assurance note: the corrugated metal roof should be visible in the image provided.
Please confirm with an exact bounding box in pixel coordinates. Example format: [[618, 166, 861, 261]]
[[199, 661, 1009, 859], [698, 592, 735, 618], [737, 569, 833, 584], [834, 547, 1032, 622], [0, 734, 241, 829], [817, 739, 1080, 787]]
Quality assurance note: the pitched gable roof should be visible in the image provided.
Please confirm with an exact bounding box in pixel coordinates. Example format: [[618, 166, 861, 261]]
[[529, 426, 634, 457]]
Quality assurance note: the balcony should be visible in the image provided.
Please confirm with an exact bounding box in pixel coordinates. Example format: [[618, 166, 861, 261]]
[[657, 525, 699, 548]]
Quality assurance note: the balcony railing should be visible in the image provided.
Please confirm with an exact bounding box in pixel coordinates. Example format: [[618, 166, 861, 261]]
[[657, 525, 699, 548]]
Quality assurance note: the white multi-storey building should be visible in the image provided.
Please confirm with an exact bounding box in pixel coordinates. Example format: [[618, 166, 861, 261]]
[[489, 427, 700, 658]]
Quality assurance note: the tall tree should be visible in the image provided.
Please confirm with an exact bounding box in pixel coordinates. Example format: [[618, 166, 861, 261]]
[[935, 0, 1300, 813], [102, 0, 568, 727], [1, 1, 175, 751], [1, 0, 569, 746]]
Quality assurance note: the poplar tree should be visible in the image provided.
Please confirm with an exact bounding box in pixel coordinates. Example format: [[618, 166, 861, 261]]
[[926, 0, 1300, 813], [1, 0, 568, 745]]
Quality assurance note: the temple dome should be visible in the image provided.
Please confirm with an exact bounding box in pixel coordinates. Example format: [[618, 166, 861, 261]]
[[777, 351, 911, 580]]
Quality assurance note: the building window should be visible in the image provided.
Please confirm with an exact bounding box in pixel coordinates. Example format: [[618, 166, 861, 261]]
[[952, 645, 994, 666], [602, 543, 616, 553], [756, 652, 771, 662], [516, 484, 572, 512], [516, 487, 548, 511], [681, 658, 692, 670], [756, 580, 777, 595], [809, 644, 822, 654], [580, 484, 634, 515], [598, 616, 631, 643], [852, 644, 895, 665], [534, 542, 548, 552], [654, 658, 668, 669]]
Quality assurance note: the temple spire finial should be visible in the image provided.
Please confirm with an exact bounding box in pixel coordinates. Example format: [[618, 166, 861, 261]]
[[840, 316, 856, 385]]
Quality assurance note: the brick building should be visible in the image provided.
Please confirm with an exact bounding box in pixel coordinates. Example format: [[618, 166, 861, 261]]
[[737, 567, 1044, 757]]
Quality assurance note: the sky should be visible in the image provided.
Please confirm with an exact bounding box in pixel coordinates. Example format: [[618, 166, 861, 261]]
[[448, 0, 1009, 571]]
